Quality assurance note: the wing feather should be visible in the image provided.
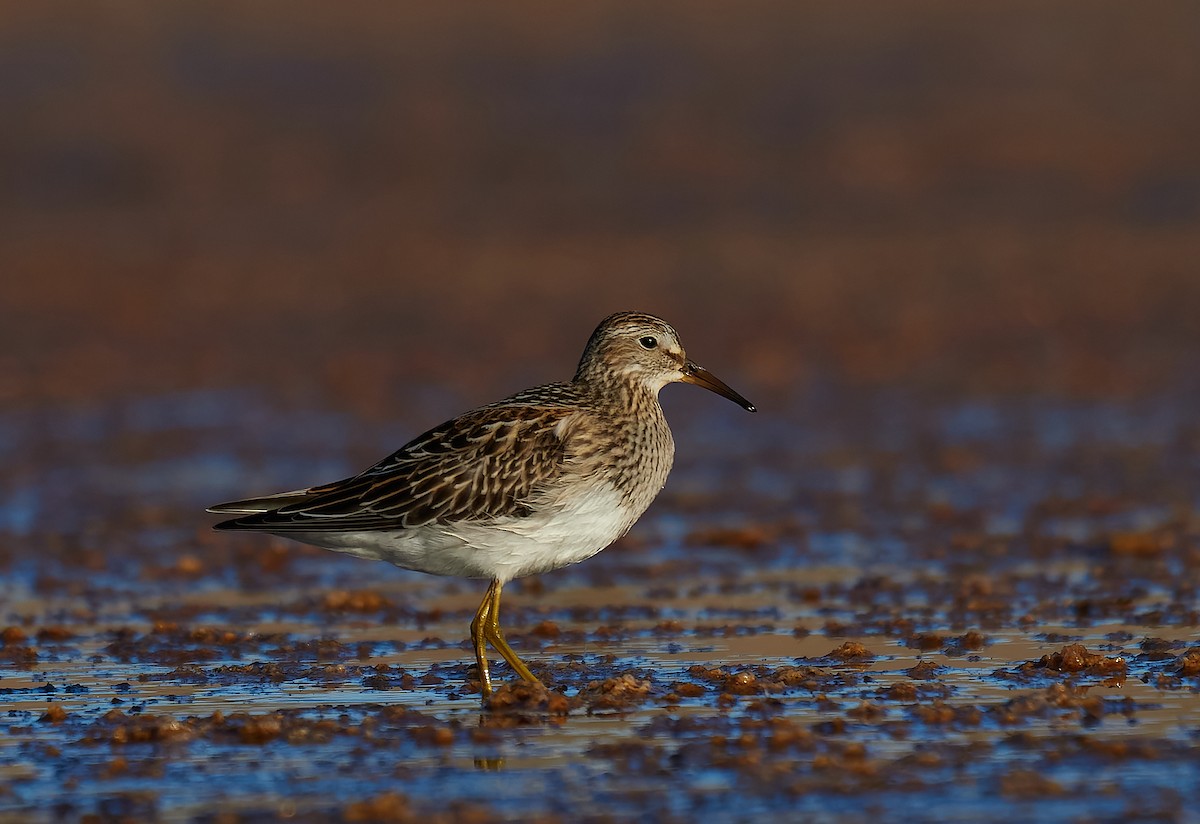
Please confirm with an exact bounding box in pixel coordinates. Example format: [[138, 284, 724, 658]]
[[212, 404, 572, 533]]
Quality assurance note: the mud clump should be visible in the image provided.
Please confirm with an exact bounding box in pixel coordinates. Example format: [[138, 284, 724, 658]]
[[1030, 644, 1127, 676], [321, 589, 393, 612], [825, 642, 874, 662], [484, 682, 571, 718], [0, 644, 37, 666], [906, 661, 943, 680], [579, 673, 654, 712], [684, 664, 859, 696], [904, 633, 946, 651], [1107, 531, 1172, 557], [944, 630, 989, 655], [343, 792, 413, 822], [100, 624, 282, 665], [1175, 651, 1200, 677], [687, 666, 771, 696], [881, 682, 919, 702], [910, 700, 983, 728], [1, 625, 38, 666], [86, 710, 199, 745], [1000, 769, 1066, 799], [1, 626, 28, 644], [528, 620, 562, 639], [989, 683, 1130, 726], [999, 644, 1128, 684], [39, 704, 68, 724]]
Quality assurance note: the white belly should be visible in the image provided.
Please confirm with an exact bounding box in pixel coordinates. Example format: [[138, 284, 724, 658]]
[[282, 481, 639, 583]]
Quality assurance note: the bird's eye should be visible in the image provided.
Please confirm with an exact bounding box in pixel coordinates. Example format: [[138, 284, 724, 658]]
[[639, 336, 658, 350]]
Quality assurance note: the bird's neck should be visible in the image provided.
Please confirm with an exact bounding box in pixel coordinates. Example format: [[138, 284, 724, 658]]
[[574, 373, 662, 419]]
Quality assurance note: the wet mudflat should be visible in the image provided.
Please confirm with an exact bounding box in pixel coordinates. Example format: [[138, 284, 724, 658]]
[[4, 2, 1200, 821], [2, 385, 1198, 822]]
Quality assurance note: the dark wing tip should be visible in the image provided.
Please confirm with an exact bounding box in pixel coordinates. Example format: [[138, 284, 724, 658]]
[[211, 512, 285, 532], [212, 516, 248, 532]]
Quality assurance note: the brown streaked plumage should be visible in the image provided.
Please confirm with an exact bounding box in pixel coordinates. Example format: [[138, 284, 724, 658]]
[[209, 311, 755, 698]]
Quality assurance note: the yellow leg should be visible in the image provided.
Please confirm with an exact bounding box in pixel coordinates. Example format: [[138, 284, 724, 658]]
[[482, 580, 542, 687], [470, 580, 497, 696]]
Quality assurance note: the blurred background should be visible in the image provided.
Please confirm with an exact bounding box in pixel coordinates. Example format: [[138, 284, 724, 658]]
[[2, 4, 1200, 819], [4, 1, 1198, 417]]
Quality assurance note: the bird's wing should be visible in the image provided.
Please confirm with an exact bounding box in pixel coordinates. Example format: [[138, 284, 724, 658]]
[[207, 489, 316, 514], [211, 405, 573, 533]]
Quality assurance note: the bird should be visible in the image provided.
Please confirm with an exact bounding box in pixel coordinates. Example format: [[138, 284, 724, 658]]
[[208, 311, 755, 697]]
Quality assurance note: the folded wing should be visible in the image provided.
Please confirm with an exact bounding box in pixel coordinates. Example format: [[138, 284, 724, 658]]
[[210, 406, 571, 533]]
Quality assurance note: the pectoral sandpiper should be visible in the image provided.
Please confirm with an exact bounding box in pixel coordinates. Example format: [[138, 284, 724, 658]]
[[209, 311, 755, 697]]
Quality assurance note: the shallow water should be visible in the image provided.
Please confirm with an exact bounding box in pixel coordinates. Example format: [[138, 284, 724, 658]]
[[2, 387, 1198, 822]]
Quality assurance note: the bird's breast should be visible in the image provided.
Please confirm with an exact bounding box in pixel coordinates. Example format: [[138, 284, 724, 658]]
[[563, 406, 674, 521]]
